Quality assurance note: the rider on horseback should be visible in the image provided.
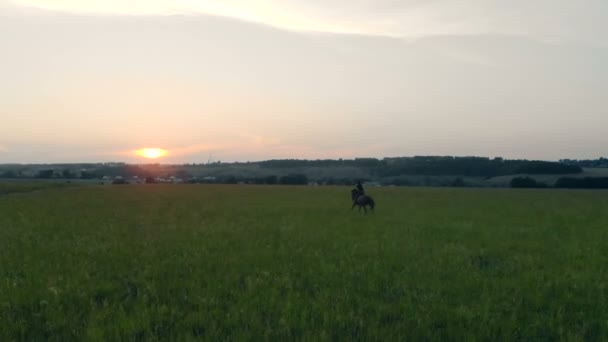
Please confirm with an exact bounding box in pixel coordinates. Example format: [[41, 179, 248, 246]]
[[352, 181, 365, 202], [356, 181, 365, 195], [351, 181, 374, 213]]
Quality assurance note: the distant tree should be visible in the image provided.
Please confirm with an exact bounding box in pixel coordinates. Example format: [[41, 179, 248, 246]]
[[559, 158, 608, 168], [61, 169, 75, 179], [353, 158, 382, 167], [515, 161, 581, 175], [174, 169, 191, 179], [338, 178, 354, 186], [377, 156, 582, 178], [249, 177, 262, 185], [555, 177, 608, 189], [451, 178, 467, 187], [37, 170, 54, 179], [510, 177, 543, 188], [279, 174, 308, 185], [0, 170, 17, 178], [264, 175, 278, 185], [80, 171, 97, 179], [324, 177, 336, 186], [555, 177, 576, 188], [221, 176, 238, 184], [145, 176, 157, 184]]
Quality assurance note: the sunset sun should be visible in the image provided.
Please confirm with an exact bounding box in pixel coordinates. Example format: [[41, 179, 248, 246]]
[[136, 148, 168, 159]]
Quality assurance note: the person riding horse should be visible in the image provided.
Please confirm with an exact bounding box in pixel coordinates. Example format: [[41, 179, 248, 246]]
[[356, 181, 364, 194], [351, 181, 375, 213]]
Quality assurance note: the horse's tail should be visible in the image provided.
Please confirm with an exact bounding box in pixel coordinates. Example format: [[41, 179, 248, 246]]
[[369, 197, 375, 210]]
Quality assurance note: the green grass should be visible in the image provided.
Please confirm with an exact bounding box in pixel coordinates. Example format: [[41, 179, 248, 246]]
[[1, 184, 608, 340], [0, 181, 73, 195]]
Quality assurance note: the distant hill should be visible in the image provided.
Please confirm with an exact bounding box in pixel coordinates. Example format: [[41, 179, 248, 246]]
[[2, 156, 602, 188]]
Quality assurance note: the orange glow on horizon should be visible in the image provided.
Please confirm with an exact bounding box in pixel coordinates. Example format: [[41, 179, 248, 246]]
[[136, 148, 168, 159]]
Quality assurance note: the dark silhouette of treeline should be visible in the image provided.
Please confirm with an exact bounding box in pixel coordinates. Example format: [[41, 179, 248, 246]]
[[510, 177, 549, 188], [0, 157, 586, 180], [555, 177, 608, 189], [5, 156, 608, 188], [559, 158, 608, 168], [191, 174, 309, 185], [511, 176, 608, 189], [260, 157, 582, 177]]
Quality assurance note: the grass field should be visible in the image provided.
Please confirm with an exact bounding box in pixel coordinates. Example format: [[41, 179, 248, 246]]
[[1, 184, 608, 340], [0, 182, 73, 196]]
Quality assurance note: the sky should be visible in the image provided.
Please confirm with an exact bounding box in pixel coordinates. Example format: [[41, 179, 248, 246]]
[[1, 0, 606, 163]]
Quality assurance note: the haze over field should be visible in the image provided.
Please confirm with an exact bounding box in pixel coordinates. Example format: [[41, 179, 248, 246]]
[[1, 0, 606, 163]]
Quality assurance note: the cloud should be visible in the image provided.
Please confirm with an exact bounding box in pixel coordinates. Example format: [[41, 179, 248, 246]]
[[1, 2, 606, 163], [7, 0, 372, 35], [7, 0, 608, 44], [0, 144, 7, 152]]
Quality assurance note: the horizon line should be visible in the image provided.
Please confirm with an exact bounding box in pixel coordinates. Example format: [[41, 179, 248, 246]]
[[2, 155, 607, 166]]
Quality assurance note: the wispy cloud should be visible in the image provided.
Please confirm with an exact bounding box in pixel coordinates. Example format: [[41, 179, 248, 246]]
[[8, 0, 373, 35], [8, 0, 607, 43], [2, 1, 606, 163]]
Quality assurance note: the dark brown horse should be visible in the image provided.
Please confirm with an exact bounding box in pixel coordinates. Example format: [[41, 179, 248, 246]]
[[351, 189, 375, 213]]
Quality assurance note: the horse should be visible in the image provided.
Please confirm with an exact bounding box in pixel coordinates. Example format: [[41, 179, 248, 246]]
[[351, 189, 375, 213]]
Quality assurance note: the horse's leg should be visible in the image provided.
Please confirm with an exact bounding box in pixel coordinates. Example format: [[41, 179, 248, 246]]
[[351, 202, 356, 210], [363, 205, 368, 214]]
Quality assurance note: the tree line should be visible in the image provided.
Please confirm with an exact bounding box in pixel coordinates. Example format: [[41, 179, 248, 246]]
[[1, 156, 598, 188], [260, 157, 582, 177], [511, 176, 608, 189]]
